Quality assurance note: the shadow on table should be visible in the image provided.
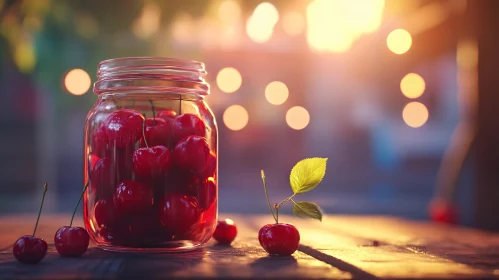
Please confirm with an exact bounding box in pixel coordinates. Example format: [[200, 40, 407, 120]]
[[250, 255, 298, 270]]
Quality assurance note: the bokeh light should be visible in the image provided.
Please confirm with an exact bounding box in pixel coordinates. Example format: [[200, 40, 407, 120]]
[[253, 2, 279, 25], [265, 81, 289, 105], [216, 67, 242, 93], [246, 2, 279, 43], [223, 105, 249, 131], [132, 2, 161, 39], [400, 73, 425, 99], [387, 29, 412, 54], [402, 102, 429, 128], [306, 0, 385, 53], [282, 11, 305, 36], [286, 106, 310, 130], [64, 69, 92, 96], [14, 41, 36, 73]]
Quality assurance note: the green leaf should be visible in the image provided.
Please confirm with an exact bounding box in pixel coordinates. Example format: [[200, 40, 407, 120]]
[[289, 158, 328, 194], [292, 201, 323, 221]]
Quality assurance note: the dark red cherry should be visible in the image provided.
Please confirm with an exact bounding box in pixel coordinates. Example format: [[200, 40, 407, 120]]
[[91, 157, 113, 187], [157, 109, 177, 124], [54, 226, 90, 257], [258, 223, 300, 255], [199, 152, 216, 179], [114, 180, 154, 214], [13, 235, 48, 264], [141, 118, 170, 147], [429, 199, 458, 224], [159, 193, 200, 235], [213, 219, 237, 245], [189, 177, 216, 210], [91, 126, 110, 157], [88, 154, 100, 173], [173, 135, 211, 176], [102, 109, 144, 148], [133, 145, 173, 180], [171, 113, 206, 144], [94, 199, 116, 227], [99, 226, 123, 244]]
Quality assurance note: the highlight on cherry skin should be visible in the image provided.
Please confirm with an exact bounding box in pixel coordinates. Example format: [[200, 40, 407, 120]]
[[13, 183, 48, 264]]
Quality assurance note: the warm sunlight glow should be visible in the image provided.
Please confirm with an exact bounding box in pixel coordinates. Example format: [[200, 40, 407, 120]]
[[265, 81, 289, 105], [387, 29, 412, 54], [306, 0, 385, 53], [403, 102, 429, 128], [223, 105, 249, 131], [282, 11, 305, 36], [171, 14, 195, 45], [286, 106, 310, 130], [216, 67, 242, 93], [246, 2, 279, 43], [218, 0, 241, 23], [400, 73, 425, 99], [65, 69, 91, 96]]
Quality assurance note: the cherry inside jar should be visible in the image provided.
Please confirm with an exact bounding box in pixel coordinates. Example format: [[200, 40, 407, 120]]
[[84, 57, 217, 252]]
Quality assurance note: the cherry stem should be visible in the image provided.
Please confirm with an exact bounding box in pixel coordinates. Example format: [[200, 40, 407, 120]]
[[261, 170, 277, 223], [149, 100, 156, 125], [69, 182, 89, 227], [142, 118, 149, 148], [33, 183, 48, 236]]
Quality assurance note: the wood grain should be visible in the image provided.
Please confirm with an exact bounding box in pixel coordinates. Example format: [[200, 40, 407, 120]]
[[1, 214, 499, 279]]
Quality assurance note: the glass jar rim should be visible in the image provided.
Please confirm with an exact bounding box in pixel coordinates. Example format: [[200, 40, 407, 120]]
[[94, 57, 209, 96]]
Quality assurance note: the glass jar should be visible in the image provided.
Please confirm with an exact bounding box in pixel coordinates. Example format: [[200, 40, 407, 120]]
[[83, 57, 217, 252]]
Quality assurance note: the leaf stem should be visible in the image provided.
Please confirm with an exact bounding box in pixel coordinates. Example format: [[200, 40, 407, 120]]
[[261, 170, 277, 223], [70, 182, 89, 227], [274, 203, 279, 224], [141, 118, 149, 148], [33, 183, 48, 236]]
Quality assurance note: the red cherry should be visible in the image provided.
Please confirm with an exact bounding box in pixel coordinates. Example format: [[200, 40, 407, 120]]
[[99, 226, 123, 244], [173, 135, 211, 176], [91, 126, 110, 157], [54, 226, 90, 257], [159, 193, 200, 235], [199, 152, 216, 179], [14, 183, 48, 264], [157, 109, 177, 124], [258, 223, 300, 255], [91, 157, 113, 187], [114, 180, 154, 214], [189, 177, 216, 210], [213, 219, 237, 245], [94, 199, 116, 227], [141, 118, 171, 147], [171, 113, 206, 144], [102, 109, 144, 148], [429, 199, 458, 224], [13, 235, 48, 264], [132, 145, 173, 180]]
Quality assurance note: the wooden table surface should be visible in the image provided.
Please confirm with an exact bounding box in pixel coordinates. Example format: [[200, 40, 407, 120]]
[[1, 214, 498, 279]]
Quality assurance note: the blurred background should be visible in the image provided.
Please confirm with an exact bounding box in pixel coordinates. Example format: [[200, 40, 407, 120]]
[[1, 0, 497, 229]]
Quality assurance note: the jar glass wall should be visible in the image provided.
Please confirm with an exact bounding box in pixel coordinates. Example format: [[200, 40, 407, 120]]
[[83, 57, 217, 252]]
